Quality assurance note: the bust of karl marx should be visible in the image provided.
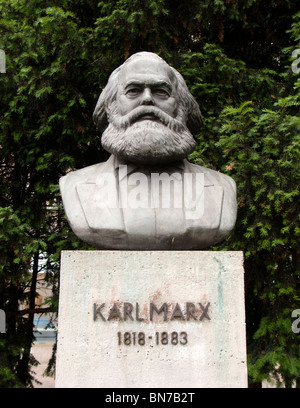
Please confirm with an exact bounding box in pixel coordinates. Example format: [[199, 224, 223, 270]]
[[60, 52, 237, 250]]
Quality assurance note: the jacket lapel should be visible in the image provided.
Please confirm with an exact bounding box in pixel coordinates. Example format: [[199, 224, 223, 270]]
[[76, 156, 125, 231], [183, 160, 224, 230]]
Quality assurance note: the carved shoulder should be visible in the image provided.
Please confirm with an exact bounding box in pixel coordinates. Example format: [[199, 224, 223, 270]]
[[59, 163, 106, 239], [184, 161, 237, 239]]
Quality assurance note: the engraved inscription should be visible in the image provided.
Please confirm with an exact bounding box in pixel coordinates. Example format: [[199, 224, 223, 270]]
[[117, 331, 188, 346], [93, 302, 211, 322]]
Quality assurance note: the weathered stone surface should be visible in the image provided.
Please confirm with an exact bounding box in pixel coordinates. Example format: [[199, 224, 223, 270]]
[[56, 250, 247, 388], [59, 52, 237, 250]]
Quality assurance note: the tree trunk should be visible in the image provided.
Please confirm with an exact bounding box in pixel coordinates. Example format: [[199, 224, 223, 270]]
[[16, 249, 39, 387]]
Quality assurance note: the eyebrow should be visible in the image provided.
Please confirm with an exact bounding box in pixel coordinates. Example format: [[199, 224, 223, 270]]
[[124, 80, 172, 91]]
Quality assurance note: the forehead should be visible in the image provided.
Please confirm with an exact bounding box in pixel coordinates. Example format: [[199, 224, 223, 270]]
[[118, 57, 176, 87]]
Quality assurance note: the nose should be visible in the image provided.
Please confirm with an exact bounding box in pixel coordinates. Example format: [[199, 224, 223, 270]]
[[140, 87, 154, 105]]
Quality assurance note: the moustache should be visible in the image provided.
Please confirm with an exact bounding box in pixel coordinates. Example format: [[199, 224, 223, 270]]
[[110, 105, 186, 133]]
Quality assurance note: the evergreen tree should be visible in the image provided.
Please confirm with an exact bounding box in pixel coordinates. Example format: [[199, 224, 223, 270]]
[[0, 0, 299, 387]]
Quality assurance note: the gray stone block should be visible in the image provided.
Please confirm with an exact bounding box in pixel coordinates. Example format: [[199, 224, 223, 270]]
[[56, 250, 247, 388]]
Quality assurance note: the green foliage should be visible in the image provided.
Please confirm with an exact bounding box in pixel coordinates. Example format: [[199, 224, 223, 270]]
[[0, 0, 299, 387], [0, 340, 24, 388], [216, 96, 300, 386]]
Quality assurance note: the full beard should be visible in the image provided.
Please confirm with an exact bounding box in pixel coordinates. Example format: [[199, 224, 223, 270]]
[[101, 104, 196, 165]]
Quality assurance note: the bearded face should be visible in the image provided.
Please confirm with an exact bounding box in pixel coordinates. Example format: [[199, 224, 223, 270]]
[[101, 102, 196, 165], [94, 52, 201, 165]]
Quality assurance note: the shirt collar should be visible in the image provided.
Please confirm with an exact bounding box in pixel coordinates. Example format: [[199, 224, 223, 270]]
[[113, 155, 185, 175]]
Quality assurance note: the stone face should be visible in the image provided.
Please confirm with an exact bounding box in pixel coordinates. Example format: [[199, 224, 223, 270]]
[[59, 52, 237, 250], [56, 251, 247, 388]]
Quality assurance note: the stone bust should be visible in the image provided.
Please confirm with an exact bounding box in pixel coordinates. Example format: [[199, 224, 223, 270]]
[[60, 52, 237, 249]]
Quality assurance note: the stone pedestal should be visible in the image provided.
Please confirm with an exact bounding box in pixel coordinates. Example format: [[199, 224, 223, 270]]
[[55, 251, 247, 388]]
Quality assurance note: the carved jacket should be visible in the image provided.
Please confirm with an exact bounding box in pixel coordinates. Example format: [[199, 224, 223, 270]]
[[59, 155, 237, 249]]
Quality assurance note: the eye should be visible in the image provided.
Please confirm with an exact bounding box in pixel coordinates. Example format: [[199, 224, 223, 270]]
[[126, 88, 142, 97], [153, 88, 169, 98]]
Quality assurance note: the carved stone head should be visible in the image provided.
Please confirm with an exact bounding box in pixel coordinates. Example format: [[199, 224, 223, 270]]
[[92, 52, 202, 164]]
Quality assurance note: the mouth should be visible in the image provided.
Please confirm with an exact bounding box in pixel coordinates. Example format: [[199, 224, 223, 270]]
[[136, 113, 159, 122]]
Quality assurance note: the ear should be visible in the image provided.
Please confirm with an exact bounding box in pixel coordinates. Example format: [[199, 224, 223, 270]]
[[92, 90, 108, 132]]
